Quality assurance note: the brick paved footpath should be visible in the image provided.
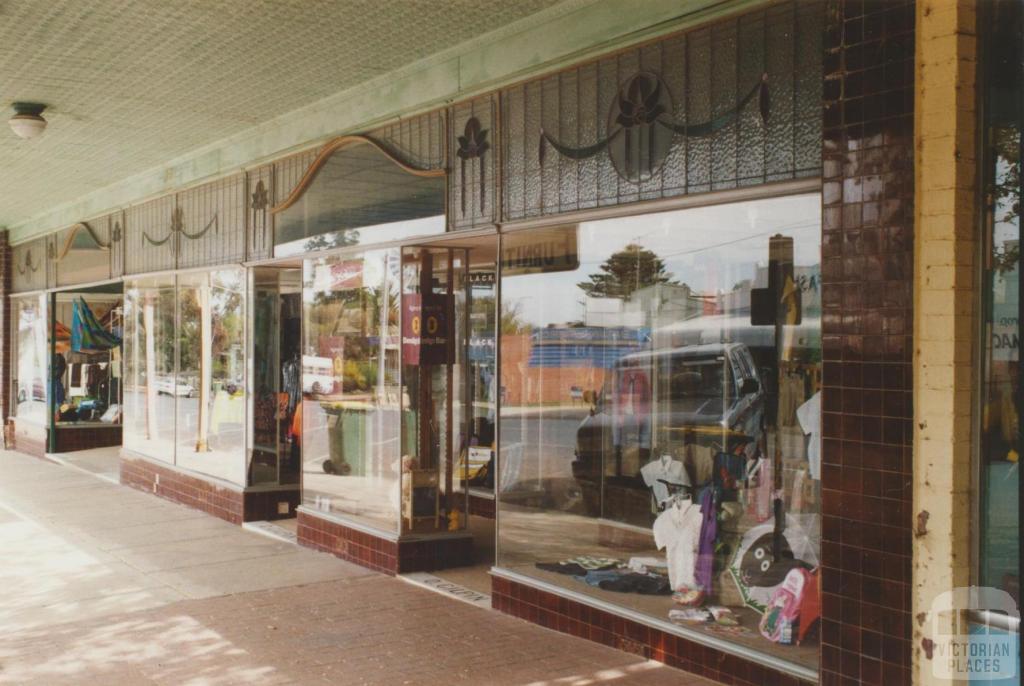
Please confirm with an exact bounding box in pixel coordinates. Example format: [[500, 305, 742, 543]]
[[0, 449, 712, 686]]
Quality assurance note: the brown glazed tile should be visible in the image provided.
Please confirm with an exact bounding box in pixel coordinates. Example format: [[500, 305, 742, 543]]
[[820, 0, 914, 680]]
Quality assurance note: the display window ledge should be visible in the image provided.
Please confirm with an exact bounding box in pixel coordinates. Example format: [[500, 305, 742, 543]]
[[121, 449, 245, 492], [295, 505, 475, 544], [489, 567, 818, 683], [120, 449, 302, 495], [54, 422, 122, 429]]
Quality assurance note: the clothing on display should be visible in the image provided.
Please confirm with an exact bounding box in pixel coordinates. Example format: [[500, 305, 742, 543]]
[[750, 457, 774, 522], [796, 392, 821, 480], [282, 356, 301, 415], [652, 497, 704, 592], [713, 449, 747, 494], [682, 442, 715, 486], [627, 556, 668, 575], [535, 561, 590, 576], [563, 555, 621, 570], [694, 489, 717, 594], [587, 571, 671, 595], [641, 454, 690, 508], [612, 368, 651, 449]]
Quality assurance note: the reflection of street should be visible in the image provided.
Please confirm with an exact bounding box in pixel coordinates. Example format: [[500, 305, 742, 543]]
[[300, 398, 401, 533], [122, 389, 245, 484], [500, 405, 588, 487]]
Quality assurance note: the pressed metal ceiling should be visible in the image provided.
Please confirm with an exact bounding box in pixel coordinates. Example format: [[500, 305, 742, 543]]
[[0, 0, 568, 229]]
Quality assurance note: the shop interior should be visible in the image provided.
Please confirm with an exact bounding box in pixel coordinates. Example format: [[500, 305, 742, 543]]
[[249, 265, 305, 531], [48, 282, 124, 465], [400, 237, 498, 595]]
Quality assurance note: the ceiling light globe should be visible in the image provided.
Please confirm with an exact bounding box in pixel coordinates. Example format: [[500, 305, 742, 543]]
[[9, 113, 47, 139]]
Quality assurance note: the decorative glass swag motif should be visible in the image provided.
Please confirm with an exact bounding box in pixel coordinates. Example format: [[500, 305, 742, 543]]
[[539, 71, 770, 183], [56, 222, 112, 263], [16, 248, 39, 276], [142, 206, 218, 247], [456, 117, 489, 214]]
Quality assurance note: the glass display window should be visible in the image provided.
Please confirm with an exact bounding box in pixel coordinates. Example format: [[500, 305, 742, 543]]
[[175, 270, 247, 484], [123, 269, 247, 485], [51, 289, 123, 428], [123, 277, 177, 461], [301, 249, 403, 532], [496, 193, 822, 671], [11, 294, 49, 425], [979, 0, 1021, 619]]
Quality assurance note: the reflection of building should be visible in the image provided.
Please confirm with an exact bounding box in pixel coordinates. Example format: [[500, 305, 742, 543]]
[[583, 283, 701, 329], [501, 327, 649, 406]]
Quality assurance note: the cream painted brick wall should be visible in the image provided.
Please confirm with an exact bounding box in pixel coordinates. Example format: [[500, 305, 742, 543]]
[[913, 1, 979, 684]]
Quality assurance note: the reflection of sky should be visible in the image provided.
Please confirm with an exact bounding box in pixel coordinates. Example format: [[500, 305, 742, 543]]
[[993, 154, 1019, 248], [504, 194, 821, 328]]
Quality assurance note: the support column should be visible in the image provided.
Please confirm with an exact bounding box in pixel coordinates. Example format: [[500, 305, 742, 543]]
[[912, 1, 978, 684], [821, 2, 917, 683], [0, 230, 11, 428]]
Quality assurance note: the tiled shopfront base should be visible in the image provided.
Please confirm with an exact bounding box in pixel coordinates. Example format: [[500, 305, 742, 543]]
[[52, 425, 122, 452], [492, 573, 814, 686], [297, 509, 475, 576], [7, 420, 48, 460], [468, 492, 495, 519], [121, 456, 244, 524], [121, 455, 300, 525]]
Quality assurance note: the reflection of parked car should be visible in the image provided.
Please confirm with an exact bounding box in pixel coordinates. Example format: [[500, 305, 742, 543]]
[[572, 342, 765, 524], [302, 355, 335, 395], [156, 377, 195, 397]]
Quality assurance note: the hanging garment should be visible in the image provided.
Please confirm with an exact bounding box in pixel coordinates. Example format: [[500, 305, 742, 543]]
[[86, 363, 104, 397], [713, 450, 747, 493], [71, 298, 121, 352], [612, 367, 651, 450], [694, 489, 717, 594], [641, 455, 690, 508], [692, 489, 716, 597], [282, 358, 301, 415], [653, 499, 704, 592], [684, 443, 715, 486], [796, 391, 821, 480], [750, 457, 773, 522]]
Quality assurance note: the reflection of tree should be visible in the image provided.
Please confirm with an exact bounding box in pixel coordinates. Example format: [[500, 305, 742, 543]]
[[499, 299, 529, 335], [990, 126, 1020, 274], [577, 243, 679, 300], [302, 228, 361, 252]]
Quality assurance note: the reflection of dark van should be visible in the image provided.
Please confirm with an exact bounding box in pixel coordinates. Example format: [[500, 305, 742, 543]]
[[572, 342, 764, 521]]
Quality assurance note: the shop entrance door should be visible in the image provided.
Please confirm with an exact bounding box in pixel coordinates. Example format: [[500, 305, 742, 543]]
[[400, 236, 497, 595], [249, 266, 303, 519]]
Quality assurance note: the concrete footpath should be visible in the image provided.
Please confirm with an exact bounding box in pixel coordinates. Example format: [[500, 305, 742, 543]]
[[0, 449, 711, 686]]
